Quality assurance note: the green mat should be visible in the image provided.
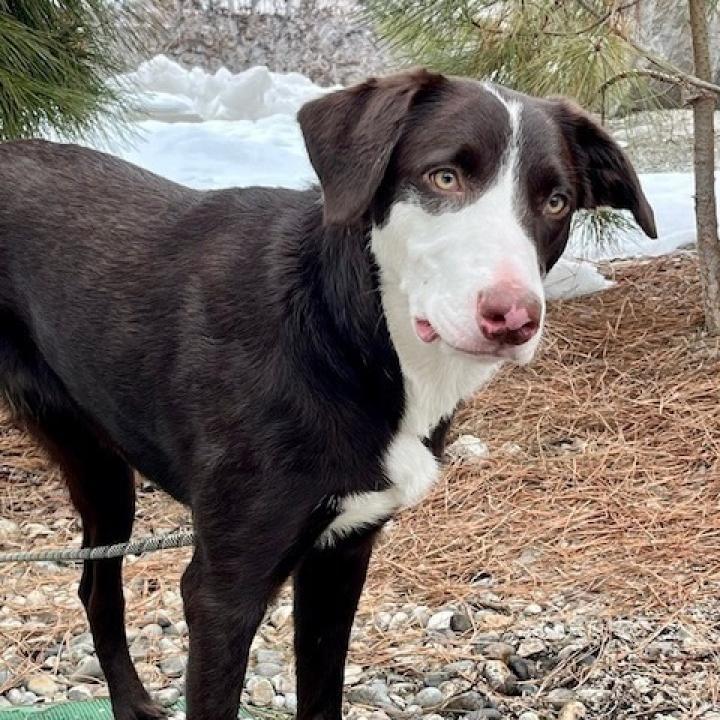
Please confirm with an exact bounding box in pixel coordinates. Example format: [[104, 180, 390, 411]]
[[0, 699, 267, 719]]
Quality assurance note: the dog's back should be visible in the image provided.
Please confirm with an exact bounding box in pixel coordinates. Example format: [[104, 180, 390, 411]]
[[0, 140, 313, 496]]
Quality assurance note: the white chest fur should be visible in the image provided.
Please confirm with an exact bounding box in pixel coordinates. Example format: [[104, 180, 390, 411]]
[[318, 283, 501, 547]]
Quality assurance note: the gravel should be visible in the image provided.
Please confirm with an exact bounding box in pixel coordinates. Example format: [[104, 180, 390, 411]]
[[0, 586, 719, 719]]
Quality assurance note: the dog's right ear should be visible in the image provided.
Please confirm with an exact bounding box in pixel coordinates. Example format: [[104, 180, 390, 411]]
[[298, 70, 446, 227]]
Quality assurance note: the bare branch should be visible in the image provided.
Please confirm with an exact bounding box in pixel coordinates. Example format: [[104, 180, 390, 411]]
[[574, 0, 720, 97]]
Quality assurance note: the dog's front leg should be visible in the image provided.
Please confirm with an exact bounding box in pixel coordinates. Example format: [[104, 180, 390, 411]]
[[180, 486, 330, 720], [294, 529, 378, 720]]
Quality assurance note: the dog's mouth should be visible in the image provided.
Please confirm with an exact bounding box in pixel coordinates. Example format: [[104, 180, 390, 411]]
[[414, 317, 531, 363]]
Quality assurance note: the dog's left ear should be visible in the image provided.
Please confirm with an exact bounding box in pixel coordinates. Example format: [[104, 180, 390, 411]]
[[549, 99, 657, 238], [298, 70, 446, 226]]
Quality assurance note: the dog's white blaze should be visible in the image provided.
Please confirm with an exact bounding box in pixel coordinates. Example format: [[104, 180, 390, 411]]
[[320, 90, 546, 546]]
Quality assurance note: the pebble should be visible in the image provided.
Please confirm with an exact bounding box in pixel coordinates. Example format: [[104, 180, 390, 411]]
[[559, 701, 587, 720], [255, 649, 284, 664], [344, 664, 364, 685], [414, 686, 443, 707], [480, 641, 515, 661], [26, 674, 58, 697], [141, 623, 164, 640], [247, 677, 275, 707], [519, 713, 541, 720], [269, 605, 293, 629], [7, 688, 25, 706], [463, 711, 502, 720], [446, 434, 489, 460], [285, 692, 298, 713], [476, 612, 514, 631], [71, 655, 103, 681], [483, 660, 516, 695], [254, 662, 282, 678], [159, 656, 187, 678], [445, 691, 487, 711], [547, 688, 577, 707], [517, 639, 547, 657], [427, 610, 454, 631], [450, 612, 473, 633], [155, 687, 181, 707], [348, 682, 393, 709], [68, 685, 94, 702]]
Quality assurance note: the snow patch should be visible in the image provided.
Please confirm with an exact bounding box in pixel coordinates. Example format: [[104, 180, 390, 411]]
[[116, 55, 335, 123]]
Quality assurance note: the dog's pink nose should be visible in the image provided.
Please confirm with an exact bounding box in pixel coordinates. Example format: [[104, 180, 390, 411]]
[[477, 285, 542, 346]]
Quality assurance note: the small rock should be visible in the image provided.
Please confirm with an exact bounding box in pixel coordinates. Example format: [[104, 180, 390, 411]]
[[476, 612, 514, 631], [256, 649, 284, 665], [165, 621, 188, 638], [26, 674, 58, 697], [444, 660, 474, 674], [7, 688, 26, 706], [559, 701, 587, 720], [450, 612, 473, 633], [388, 612, 410, 630], [446, 434, 489, 460], [547, 688, 576, 708], [270, 605, 293, 629], [68, 685, 94, 702], [507, 655, 532, 681], [483, 660, 516, 695], [155, 687, 181, 707], [344, 664, 364, 685], [519, 713, 541, 720], [274, 673, 296, 694], [424, 671, 451, 687], [576, 687, 611, 705], [463, 711, 502, 720], [271, 696, 286, 710], [632, 675, 653, 695], [0, 519, 19, 543], [159, 656, 187, 678], [414, 687, 443, 707], [129, 638, 150, 661], [141, 624, 164, 640], [524, 603, 543, 615], [348, 682, 393, 709], [375, 611, 392, 631], [480, 642, 515, 661], [544, 623, 566, 641], [517, 639, 547, 658], [255, 662, 282, 678], [412, 606, 432, 627], [427, 610, 454, 631], [71, 655, 103, 681], [247, 677, 276, 707], [285, 692, 297, 713], [445, 691, 487, 711]]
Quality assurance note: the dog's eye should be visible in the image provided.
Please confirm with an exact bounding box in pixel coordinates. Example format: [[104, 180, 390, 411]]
[[428, 168, 462, 193], [544, 193, 569, 217]]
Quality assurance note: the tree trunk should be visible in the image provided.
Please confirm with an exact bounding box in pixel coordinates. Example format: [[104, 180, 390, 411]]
[[689, 0, 720, 334]]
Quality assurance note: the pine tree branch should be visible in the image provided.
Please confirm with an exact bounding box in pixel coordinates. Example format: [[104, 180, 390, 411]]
[[575, 0, 720, 96]]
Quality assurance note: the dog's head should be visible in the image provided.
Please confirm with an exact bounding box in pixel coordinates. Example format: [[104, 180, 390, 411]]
[[298, 71, 656, 367]]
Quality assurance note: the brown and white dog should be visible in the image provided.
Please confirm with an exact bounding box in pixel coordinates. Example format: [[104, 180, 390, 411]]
[[0, 70, 655, 720]]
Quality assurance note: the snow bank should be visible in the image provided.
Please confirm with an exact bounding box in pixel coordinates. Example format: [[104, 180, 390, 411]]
[[93, 58, 702, 302], [116, 55, 334, 123]]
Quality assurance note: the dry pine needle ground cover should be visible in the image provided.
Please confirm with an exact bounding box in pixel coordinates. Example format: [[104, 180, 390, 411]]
[[0, 253, 719, 700]]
